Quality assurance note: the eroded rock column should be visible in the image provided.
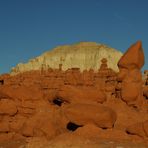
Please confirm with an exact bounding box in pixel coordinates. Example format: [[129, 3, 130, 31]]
[[117, 41, 145, 108]]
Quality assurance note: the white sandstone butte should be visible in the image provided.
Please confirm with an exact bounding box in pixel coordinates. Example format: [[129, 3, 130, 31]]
[[10, 42, 123, 75]]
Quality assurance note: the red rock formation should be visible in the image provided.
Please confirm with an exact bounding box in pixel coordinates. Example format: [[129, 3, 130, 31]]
[[0, 41, 148, 146], [118, 41, 145, 69], [58, 85, 106, 104], [63, 103, 117, 128], [117, 41, 145, 108], [143, 70, 148, 85], [65, 68, 83, 86], [126, 120, 148, 138], [143, 86, 148, 99], [0, 99, 17, 116], [143, 70, 148, 99], [99, 58, 108, 70]]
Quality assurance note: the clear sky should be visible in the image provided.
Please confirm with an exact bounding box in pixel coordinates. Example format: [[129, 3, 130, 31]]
[[0, 0, 147, 74]]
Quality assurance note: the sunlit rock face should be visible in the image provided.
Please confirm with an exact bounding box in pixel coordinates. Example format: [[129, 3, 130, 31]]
[[117, 41, 145, 108], [10, 42, 123, 75], [0, 41, 148, 145]]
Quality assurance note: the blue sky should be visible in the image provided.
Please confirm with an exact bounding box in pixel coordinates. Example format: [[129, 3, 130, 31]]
[[0, 0, 147, 74]]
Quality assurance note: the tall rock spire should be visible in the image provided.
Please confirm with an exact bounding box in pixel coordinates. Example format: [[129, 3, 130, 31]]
[[117, 41, 145, 108]]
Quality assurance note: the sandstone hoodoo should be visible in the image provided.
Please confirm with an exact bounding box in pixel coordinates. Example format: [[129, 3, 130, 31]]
[[117, 41, 145, 108], [0, 41, 148, 147]]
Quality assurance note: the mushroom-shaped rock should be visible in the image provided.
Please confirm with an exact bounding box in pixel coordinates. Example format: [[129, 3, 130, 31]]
[[63, 103, 117, 129]]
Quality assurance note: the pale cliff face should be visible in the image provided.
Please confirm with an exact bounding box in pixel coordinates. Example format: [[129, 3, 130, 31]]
[[10, 42, 123, 75]]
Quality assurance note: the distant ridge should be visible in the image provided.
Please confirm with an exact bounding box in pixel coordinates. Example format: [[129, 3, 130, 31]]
[[10, 42, 123, 75]]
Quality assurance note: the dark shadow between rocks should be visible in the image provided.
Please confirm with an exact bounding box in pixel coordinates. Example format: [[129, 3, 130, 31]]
[[102, 127, 108, 130], [0, 80, 4, 85], [52, 97, 64, 106], [66, 122, 83, 131]]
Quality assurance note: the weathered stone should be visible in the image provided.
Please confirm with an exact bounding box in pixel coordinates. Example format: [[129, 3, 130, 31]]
[[58, 85, 106, 104], [63, 103, 117, 128], [143, 86, 148, 99], [9, 116, 26, 132], [1, 86, 43, 101], [21, 111, 58, 139], [117, 41, 145, 108], [21, 119, 35, 137], [0, 99, 17, 116], [0, 121, 9, 133], [0, 133, 14, 142], [118, 41, 144, 69], [126, 120, 148, 138]]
